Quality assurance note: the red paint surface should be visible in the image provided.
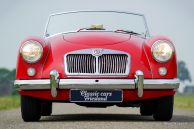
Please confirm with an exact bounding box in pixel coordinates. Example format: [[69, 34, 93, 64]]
[[19, 90, 69, 101], [40, 32, 152, 79], [16, 36, 50, 79], [63, 32, 131, 46], [122, 89, 175, 101], [16, 32, 178, 100], [143, 36, 177, 78], [19, 89, 175, 101]]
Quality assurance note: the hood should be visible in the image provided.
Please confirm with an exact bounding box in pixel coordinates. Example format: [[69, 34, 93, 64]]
[[63, 32, 131, 46], [43, 32, 152, 79]]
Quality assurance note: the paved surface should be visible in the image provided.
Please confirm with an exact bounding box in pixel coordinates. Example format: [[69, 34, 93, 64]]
[[0, 103, 194, 129]]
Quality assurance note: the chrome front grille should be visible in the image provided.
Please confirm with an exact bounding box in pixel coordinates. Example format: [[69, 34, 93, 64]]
[[64, 49, 130, 76], [66, 54, 96, 73], [98, 54, 128, 74]]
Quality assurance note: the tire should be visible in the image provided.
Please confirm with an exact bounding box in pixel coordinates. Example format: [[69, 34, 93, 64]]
[[140, 102, 154, 116], [153, 95, 174, 121], [41, 102, 52, 116], [21, 95, 41, 122]]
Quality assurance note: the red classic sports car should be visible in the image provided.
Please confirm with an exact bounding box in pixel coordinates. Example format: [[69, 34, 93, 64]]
[[14, 11, 180, 121]]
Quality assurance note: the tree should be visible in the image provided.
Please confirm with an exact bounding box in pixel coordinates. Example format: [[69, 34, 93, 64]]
[[178, 61, 192, 82], [6, 69, 16, 80], [0, 68, 16, 95], [0, 68, 10, 81]]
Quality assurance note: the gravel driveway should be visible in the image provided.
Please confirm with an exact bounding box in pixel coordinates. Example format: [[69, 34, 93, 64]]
[[0, 103, 194, 129]]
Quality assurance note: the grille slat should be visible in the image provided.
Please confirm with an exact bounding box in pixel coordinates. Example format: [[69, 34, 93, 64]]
[[74, 55, 77, 72], [77, 55, 80, 73], [66, 53, 129, 75]]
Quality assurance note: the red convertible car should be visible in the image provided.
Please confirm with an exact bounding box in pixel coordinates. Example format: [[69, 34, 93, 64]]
[[14, 11, 179, 121]]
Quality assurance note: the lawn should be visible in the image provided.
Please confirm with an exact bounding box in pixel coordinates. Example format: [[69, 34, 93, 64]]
[[174, 94, 194, 111], [0, 95, 20, 110]]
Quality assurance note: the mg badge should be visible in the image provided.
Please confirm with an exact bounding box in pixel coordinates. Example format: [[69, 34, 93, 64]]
[[92, 49, 103, 56]]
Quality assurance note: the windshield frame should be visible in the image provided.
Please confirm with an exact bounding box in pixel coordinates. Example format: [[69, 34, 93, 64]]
[[44, 10, 150, 38]]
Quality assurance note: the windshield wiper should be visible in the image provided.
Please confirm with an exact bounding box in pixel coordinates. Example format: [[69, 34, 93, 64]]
[[114, 29, 141, 35]]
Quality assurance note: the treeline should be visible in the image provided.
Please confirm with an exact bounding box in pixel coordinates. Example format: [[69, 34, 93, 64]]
[[0, 61, 192, 96], [0, 68, 16, 95]]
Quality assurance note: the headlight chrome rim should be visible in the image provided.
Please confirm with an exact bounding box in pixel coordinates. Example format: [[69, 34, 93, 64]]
[[151, 40, 174, 63], [20, 40, 43, 63]]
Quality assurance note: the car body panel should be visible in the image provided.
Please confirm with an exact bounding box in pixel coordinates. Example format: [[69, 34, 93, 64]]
[[144, 36, 177, 78], [19, 89, 176, 101], [39, 32, 152, 79], [63, 32, 131, 46]]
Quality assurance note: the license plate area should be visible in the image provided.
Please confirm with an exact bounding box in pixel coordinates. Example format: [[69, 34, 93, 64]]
[[70, 89, 123, 103]]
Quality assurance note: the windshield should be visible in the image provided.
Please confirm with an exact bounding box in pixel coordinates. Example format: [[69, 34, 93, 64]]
[[45, 11, 149, 37]]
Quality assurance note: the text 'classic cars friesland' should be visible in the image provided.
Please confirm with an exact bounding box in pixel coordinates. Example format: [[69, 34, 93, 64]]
[[14, 11, 180, 122]]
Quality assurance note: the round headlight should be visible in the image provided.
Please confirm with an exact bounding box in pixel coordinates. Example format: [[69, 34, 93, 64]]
[[151, 40, 174, 63], [20, 41, 43, 63]]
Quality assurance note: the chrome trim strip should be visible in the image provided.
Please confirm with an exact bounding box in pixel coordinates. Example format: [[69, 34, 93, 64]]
[[50, 10, 145, 17], [14, 80, 50, 90], [59, 79, 134, 89], [143, 79, 180, 89], [15, 78, 179, 90]]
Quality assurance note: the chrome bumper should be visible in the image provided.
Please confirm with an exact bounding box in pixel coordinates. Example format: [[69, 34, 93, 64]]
[[14, 70, 180, 98]]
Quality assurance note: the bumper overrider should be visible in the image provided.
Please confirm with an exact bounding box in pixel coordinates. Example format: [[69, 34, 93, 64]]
[[14, 70, 180, 98]]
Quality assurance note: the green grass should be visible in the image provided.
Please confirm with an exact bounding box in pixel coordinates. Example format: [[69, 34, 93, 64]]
[[0, 95, 20, 110], [174, 94, 194, 111]]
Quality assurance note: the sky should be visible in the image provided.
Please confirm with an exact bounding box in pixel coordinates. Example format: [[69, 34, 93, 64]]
[[0, 0, 194, 82]]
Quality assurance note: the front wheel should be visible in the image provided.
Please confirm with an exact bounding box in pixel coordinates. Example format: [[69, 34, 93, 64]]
[[21, 95, 41, 122], [153, 95, 174, 121]]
